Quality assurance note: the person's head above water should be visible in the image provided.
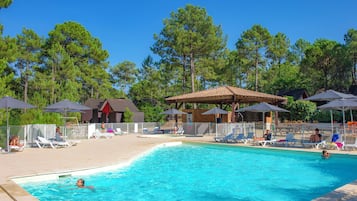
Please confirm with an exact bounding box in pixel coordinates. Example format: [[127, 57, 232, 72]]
[[76, 179, 85, 188], [322, 150, 330, 159]]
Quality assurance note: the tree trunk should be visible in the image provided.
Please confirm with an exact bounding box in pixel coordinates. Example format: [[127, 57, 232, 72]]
[[190, 52, 197, 109]]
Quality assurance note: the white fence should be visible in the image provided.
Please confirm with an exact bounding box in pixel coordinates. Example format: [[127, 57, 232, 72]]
[[2, 122, 356, 148]]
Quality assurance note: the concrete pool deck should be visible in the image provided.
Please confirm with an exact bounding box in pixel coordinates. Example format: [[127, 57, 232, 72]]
[[1, 134, 357, 201]]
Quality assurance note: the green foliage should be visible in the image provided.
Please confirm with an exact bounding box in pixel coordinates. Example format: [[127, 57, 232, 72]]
[[139, 104, 165, 122], [152, 4, 227, 93], [0, 0, 12, 8], [110, 61, 138, 91], [235, 24, 271, 91], [300, 39, 341, 92], [123, 107, 133, 122], [344, 29, 357, 85], [43, 21, 111, 103], [284, 96, 317, 122], [0, 5, 357, 124]]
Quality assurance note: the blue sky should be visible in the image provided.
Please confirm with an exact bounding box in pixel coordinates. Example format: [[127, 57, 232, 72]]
[[1, 0, 356, 67]]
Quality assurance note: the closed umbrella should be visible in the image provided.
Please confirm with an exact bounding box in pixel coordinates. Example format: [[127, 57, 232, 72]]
[[0, 96, 36, 152], [237, 102, 289, 136]]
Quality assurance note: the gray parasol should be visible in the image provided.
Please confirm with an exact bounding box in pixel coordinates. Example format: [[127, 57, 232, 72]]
[[0, 96, 36, 152], [237, 102, 289, 135]]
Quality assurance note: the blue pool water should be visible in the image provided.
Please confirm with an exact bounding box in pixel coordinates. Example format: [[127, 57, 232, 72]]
[[21, 143, 357, 201]]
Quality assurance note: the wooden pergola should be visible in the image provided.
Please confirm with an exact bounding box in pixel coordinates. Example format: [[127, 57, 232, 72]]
[[165, 86, 287, 122]]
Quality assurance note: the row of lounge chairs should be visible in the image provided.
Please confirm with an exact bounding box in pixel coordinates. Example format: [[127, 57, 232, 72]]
[[35, 136, 79, 149], [214, 132, 357, 151], [214, 132, 254, 144]]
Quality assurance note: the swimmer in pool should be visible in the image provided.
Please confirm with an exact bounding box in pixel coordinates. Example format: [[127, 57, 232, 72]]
[[76, 179, 94, 190]]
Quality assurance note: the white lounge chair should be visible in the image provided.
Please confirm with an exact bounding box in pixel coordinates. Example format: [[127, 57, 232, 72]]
[[177, 127, 184, 135], [275, 133, 297, 146], [316, 133, 344, 150], [344, 137, 357, 150], [256, 138, 277, 147], [93, 129, 114, 139], [114, 128, 123, 135], [9, 145, 25, 152], [36, 136, 69, 148]]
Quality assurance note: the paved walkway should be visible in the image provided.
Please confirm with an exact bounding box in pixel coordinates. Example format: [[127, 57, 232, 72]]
[[1, 134, 356, 201]]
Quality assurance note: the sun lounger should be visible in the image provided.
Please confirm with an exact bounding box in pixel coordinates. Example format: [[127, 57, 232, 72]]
[[344, 137, 357, 150], [315, 133, 344, 150], [9, 145, 25, 152], [93, 129, 114, 139], [214, 133, 234, 143], [244, 132, 255, 144], [256, 139, 277, 147], [114, 128, 123, 135], [233, 133, 246, 143], [275, 133, 297, 146], [303, 140, 324, 149], [177, 127, 184, 135], [36, 136, 70, 148]]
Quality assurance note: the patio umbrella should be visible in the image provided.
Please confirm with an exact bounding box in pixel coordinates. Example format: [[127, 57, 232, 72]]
[[161, 108, 187, 126], [318, 98, 357, 141], [305, 89, 356, 101], [236, 102, 289, 136], [45, 99, 91, 112], [305, 89, 357, 134], [45, 99, 91, 137], [202, 107, 228, 115], [161, 108, 187, 115], [0, 96, 36, 152], [202, 107, 228, 136]]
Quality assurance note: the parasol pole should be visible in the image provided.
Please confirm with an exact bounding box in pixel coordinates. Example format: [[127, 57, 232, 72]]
[[262, 112, 265, 136], [6, 107, 10, 153], [330, 110, 334, 135], [342, 109, 346, 142]]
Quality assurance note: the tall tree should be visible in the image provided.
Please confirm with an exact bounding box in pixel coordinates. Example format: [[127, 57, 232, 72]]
[[110, 61, 138, 92], [344, 29, 357, 85], [0, 25, 17, 96], [301, 39, 339, 91], [152, 4, 227, 93], [221, 50, 245, 87], [236, 24, 271, 91], [266, 33, 290, 71], [42, 21, 111, 103], [289, 39, 310, 65], [15, 28, 43, 103]]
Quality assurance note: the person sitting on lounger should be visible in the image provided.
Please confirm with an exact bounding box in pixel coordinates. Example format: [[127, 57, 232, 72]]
[[263, 129, 272, 140], [310, 128, 322, 142], [9, 135, 23, 147], [55, 126, 64, 141], [321, 150, 330, 159]]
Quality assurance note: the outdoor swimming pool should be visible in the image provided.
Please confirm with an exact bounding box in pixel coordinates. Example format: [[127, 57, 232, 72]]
[[20, 143, 357, 201]]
